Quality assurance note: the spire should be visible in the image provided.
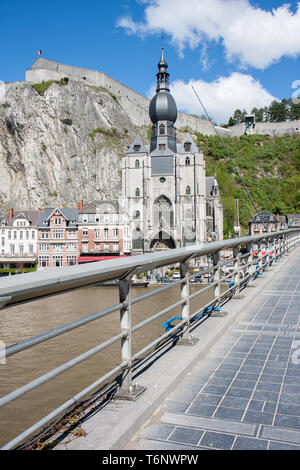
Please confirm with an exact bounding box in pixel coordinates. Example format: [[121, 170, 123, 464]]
[[156, 47, 169, 92]]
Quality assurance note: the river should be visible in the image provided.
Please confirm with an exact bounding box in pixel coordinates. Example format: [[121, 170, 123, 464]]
[[0, 283, 216, 448]]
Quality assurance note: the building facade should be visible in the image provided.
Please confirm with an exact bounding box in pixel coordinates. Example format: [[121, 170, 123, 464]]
[[248, 211, 281, 235], [77, 200, 131, 260], [0, 209, 38, 273], [37, 207, 79, 268], [121, 49, 223, 253]]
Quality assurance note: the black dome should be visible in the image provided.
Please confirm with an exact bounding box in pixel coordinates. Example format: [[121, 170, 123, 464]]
[[149, 91, 177, 124]]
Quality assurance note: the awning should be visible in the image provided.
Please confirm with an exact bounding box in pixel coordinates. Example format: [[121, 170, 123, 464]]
[[78, 255, 130, 263], [0, 257, 37, 263]]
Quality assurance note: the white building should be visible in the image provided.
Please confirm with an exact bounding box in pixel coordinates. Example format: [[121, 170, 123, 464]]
[[0, 209, 38, 272], [121, 49, 223, 253]]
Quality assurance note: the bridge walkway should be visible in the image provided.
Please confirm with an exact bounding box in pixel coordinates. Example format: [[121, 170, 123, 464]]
[[129, 249, 300, 450]]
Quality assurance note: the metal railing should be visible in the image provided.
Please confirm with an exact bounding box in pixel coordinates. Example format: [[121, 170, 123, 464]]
[[0, 229, 299, 450]]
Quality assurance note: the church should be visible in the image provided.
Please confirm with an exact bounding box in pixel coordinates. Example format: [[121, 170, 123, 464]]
[[121, 49, 223, 253]]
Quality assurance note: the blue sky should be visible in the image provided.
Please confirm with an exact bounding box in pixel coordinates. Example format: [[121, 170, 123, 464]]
[[1, 0, 300, 124]]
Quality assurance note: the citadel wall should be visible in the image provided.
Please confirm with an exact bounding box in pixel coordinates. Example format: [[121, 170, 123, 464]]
[[25, 58, 230, 135]]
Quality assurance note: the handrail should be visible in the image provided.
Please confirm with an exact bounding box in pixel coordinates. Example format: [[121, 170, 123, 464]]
[[0, 228, 299, 450], [0, 229, 297, 309]]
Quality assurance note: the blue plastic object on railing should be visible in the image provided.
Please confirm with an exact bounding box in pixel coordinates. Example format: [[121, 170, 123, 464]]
[[162, 316, 182, 332], [229, 281, 235, 288]]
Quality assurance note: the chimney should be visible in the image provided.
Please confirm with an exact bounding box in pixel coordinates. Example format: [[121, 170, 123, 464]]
[[9, 208, 13, 220], [77, 200, 83, 211]]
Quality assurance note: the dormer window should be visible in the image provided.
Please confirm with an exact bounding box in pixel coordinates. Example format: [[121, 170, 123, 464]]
[[133, 145, 141, 152], [184, 142, 191, 152]]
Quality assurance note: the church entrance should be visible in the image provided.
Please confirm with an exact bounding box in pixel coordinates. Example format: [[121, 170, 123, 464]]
[[150, 230, 176, 251]]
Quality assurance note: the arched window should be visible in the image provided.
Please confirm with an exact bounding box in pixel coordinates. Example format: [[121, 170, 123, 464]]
[[135, 159, 140, 169], [133, 227, 143, 250], [134, 210, 140, 219], [168, 124, 173, 136], [185, 157, 190, 166], [153, 195, 174, 227], [186, 185, 191, 195], [135, 188, 140, 197], [159, 124, 165, 135]]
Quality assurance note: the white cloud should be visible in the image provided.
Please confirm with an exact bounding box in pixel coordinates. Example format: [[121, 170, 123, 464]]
[[117, 0, 300, 69], [147, 73, 276, 125]]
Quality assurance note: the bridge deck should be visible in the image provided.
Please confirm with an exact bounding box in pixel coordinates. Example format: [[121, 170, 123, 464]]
[[132, 249, 300, 450]]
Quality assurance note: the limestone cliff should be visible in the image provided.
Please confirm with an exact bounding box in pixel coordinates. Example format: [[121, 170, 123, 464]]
[[0, 79, 151, 210]]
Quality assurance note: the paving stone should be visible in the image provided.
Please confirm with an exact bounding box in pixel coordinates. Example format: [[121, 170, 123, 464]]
[[268, 441, 300, 450], [199, 431, 235, 450], [192, 393, 223, 406], [252, 390, 280, 402], [142, 423, 174, 440], [260, 425, 300, 444], [231, 378, 257, 390], [138, 439, 198, 450], [201, 384, 229, 396], [243, 410, 274, 425], [256, 381, 281, 392], [160, 412, 257, 436], [226, 387, 253, 399], [220, 396, 249, 410], [232, 436, 268, 450], [274, 414, 300, 430], [164, 400, 190, 413], [187, 404, 217, 417], [168, 426, 204, 445], [213, 406, 244, 421], [277, 403, 300, 417]]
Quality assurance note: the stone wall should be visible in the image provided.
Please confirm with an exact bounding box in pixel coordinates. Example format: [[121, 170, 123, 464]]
[[26, 58, 230, 136], [229, 121, 300, 137]]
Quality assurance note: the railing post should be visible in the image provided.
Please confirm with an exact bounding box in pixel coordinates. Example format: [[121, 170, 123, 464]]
[[116, 276, 146, 400], [258, 241, 263, 271], [232, 245, 244, 299], [212, 251, 221, 304], [177, 260, 199, 345], [246, 242, 255, 287]]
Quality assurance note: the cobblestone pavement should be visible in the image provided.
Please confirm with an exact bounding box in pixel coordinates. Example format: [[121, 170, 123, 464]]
[[137, 250, 300, 450]]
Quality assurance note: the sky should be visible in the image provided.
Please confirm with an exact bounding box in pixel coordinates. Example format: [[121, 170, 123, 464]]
[[0, 0, 300, 124]]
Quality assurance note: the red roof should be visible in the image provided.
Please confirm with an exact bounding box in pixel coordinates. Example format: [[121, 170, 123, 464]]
[[78, 255, 130, 263]]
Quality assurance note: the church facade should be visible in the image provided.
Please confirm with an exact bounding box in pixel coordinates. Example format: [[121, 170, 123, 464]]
[[121, 49, 223, 253]]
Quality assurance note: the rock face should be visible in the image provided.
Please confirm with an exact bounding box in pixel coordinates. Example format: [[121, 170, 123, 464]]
[[0, 68, 228, 211], [0, 79, 142, 209]]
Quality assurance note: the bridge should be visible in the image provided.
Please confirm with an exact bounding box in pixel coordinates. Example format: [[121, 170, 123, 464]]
[[0, 229, 299, 450]]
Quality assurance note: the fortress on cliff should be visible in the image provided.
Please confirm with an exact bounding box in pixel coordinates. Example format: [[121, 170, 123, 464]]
[[20, 58, 300, 138], [25, 58, 231, 136]]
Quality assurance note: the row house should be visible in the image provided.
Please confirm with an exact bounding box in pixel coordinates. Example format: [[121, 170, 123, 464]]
[[248, 211, 281, 236], [0, 209, 39, 272], [77, 200, 131, 263], [37, 207, 79, 269]]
